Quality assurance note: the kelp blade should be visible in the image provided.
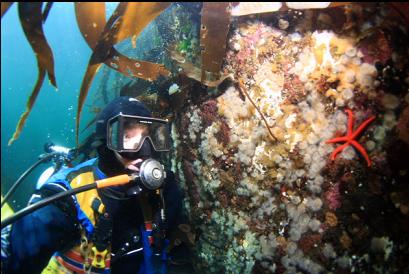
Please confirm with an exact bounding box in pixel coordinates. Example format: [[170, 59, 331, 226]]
[[8, 3, 57, 145], [200, 3, 231, 82], [8, 69, 46, 145], [75, 3, 171, 146], [1, 2, 13, 18]]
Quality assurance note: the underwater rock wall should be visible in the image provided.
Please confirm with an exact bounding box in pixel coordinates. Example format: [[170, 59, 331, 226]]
[[171, 4, 409, 274]]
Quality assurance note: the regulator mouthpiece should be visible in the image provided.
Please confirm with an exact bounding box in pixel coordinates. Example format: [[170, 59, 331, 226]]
[[138, 158, 166, 190]]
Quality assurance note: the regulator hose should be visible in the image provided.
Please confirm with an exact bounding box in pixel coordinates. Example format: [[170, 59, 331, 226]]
[[1, 152, 58, 208], [1, 174, 134, 229]]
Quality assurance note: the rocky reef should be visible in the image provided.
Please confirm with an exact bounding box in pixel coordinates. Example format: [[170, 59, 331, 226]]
[[170, 3, 409, 273]]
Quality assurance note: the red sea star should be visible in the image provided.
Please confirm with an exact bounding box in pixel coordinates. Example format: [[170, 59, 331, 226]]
[[326, 109, 376, 167]]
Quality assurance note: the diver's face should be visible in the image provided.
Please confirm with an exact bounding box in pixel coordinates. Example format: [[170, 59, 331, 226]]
[[123, 125, 148, 150], [114, 124, 149, 172]]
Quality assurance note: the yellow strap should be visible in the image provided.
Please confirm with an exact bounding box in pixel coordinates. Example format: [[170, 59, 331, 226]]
[[41, 256, 70, 274], [1, 195, 14, 221], [91, 246, 108, 269]]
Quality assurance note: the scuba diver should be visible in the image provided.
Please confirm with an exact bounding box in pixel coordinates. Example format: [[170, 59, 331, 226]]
[[1, 96, 189, 274]]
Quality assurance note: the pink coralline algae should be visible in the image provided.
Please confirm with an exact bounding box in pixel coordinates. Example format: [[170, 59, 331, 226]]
[[236, 47, 252, 64], [325, 183, 342, 210], [234, 23, 270, 64], [215, 120, 231, 146], [358, 30, 392, 64], [248, 29, 262, 43], [200, 100, 219, 128]]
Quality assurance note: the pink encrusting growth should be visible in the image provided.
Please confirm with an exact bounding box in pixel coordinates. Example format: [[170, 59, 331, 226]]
[[200, 100, 219, 128], [325, 183, 342, 210]]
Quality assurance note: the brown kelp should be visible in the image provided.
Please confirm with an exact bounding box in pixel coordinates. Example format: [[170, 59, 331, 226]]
[[41, 2, 53, 23], [1, 2, 13, 18], [75, 2, 171, 146], [3, 3, 172, 146], [200, 2, 231, 83], [170, 49, 233, 87], [169, 3, 233, 87], [7, 3, 57, 146]]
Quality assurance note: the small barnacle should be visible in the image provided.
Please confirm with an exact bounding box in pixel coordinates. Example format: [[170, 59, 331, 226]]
[[325, 88, 338, 99], [323, 243, 337, 259], [381, 94, 400, 110], [298, 234, 322, 253], [325, 211, 338, 227], [304, 81, 314, 91], [272, 126, 286, 141], [365, 140, 376, 151], [335, 98, 345, 107], [344, 70, 356, 83], [345, 47, 357, 58], [342, 88, 354, 100], [340, 231, 352, 249]]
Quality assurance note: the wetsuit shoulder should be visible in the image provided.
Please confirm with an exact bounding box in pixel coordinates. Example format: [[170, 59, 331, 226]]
[[2, 181, 80, 274]]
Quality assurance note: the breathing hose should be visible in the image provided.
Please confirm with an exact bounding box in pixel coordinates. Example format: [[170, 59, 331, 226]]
[[1, 174, 135, 229], [1, 152, 58, 208]]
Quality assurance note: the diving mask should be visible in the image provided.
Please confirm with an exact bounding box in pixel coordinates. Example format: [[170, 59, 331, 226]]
[[106, 113, 170, 153]]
